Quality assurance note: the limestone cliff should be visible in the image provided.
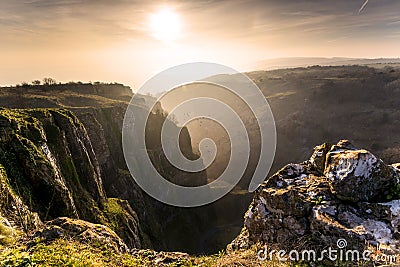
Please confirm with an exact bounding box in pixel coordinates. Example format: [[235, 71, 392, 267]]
[[0, 108, 143, 248]]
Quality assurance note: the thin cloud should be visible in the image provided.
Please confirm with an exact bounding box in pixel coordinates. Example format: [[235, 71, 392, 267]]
[[327, 36, 348, 43], [359, 0, 369, 13], [387, 20, 400, 25]]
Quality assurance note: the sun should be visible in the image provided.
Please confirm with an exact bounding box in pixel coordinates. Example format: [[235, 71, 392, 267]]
[[149, 8, 182, 42]]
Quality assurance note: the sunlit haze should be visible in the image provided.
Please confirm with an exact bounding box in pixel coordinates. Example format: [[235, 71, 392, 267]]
[[1, 0, 400, 89]]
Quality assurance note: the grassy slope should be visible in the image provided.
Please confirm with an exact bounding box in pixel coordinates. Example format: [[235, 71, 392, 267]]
[[0, 238, 287, 267]]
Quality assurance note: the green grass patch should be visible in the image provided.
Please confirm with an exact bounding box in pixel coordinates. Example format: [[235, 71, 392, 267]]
[[0, 223, 16, 246], [0, 239, 145, 267]]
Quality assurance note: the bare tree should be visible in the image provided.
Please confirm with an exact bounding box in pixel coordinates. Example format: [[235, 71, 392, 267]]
[[43, 77, 56, 85]]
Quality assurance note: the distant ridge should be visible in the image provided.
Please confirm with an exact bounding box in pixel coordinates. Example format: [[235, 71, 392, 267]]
[[250, 57, 400, 71]]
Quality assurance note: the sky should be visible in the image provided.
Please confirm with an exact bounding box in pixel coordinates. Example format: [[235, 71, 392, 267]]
[[1, 0, 400, 89]]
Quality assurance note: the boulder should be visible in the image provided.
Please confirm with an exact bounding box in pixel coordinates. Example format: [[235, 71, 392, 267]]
[[324, 142, 397, 202], [34, 217, 129, 253]]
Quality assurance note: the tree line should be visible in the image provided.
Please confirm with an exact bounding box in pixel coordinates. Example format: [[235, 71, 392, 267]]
[[13, 78, 123, 87]]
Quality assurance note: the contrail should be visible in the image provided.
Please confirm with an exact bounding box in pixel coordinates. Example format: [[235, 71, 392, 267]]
[[358, 0, 369, 13]]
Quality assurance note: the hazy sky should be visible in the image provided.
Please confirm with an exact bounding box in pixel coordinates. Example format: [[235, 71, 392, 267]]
[[1, 0, 400, 89]]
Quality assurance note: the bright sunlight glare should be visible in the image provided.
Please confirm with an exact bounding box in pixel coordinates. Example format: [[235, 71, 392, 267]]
[[149, 8, 182, 42]]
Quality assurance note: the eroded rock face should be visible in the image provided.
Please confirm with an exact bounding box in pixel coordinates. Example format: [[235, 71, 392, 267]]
[[0, 109, 144, 250], [0, 165, 42, 231], [0, 109, 104, 221], [230, 140, 400, 258]]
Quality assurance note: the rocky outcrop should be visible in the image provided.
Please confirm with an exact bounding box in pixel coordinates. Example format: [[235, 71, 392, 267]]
[[33, 217, 129, 253], [229, 140, 400, 259]]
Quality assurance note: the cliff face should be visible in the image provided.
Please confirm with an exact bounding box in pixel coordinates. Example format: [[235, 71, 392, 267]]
[[0, 108, 143, 249], [0, 165, 42, 232], [71, 105, 209, 251], [0, 83, 209, 252]]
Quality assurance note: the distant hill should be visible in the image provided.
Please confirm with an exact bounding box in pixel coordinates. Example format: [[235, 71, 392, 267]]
[[0, 82, 133, 108], [186, 64, 400, 189], [249, 57, 400, 71]]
